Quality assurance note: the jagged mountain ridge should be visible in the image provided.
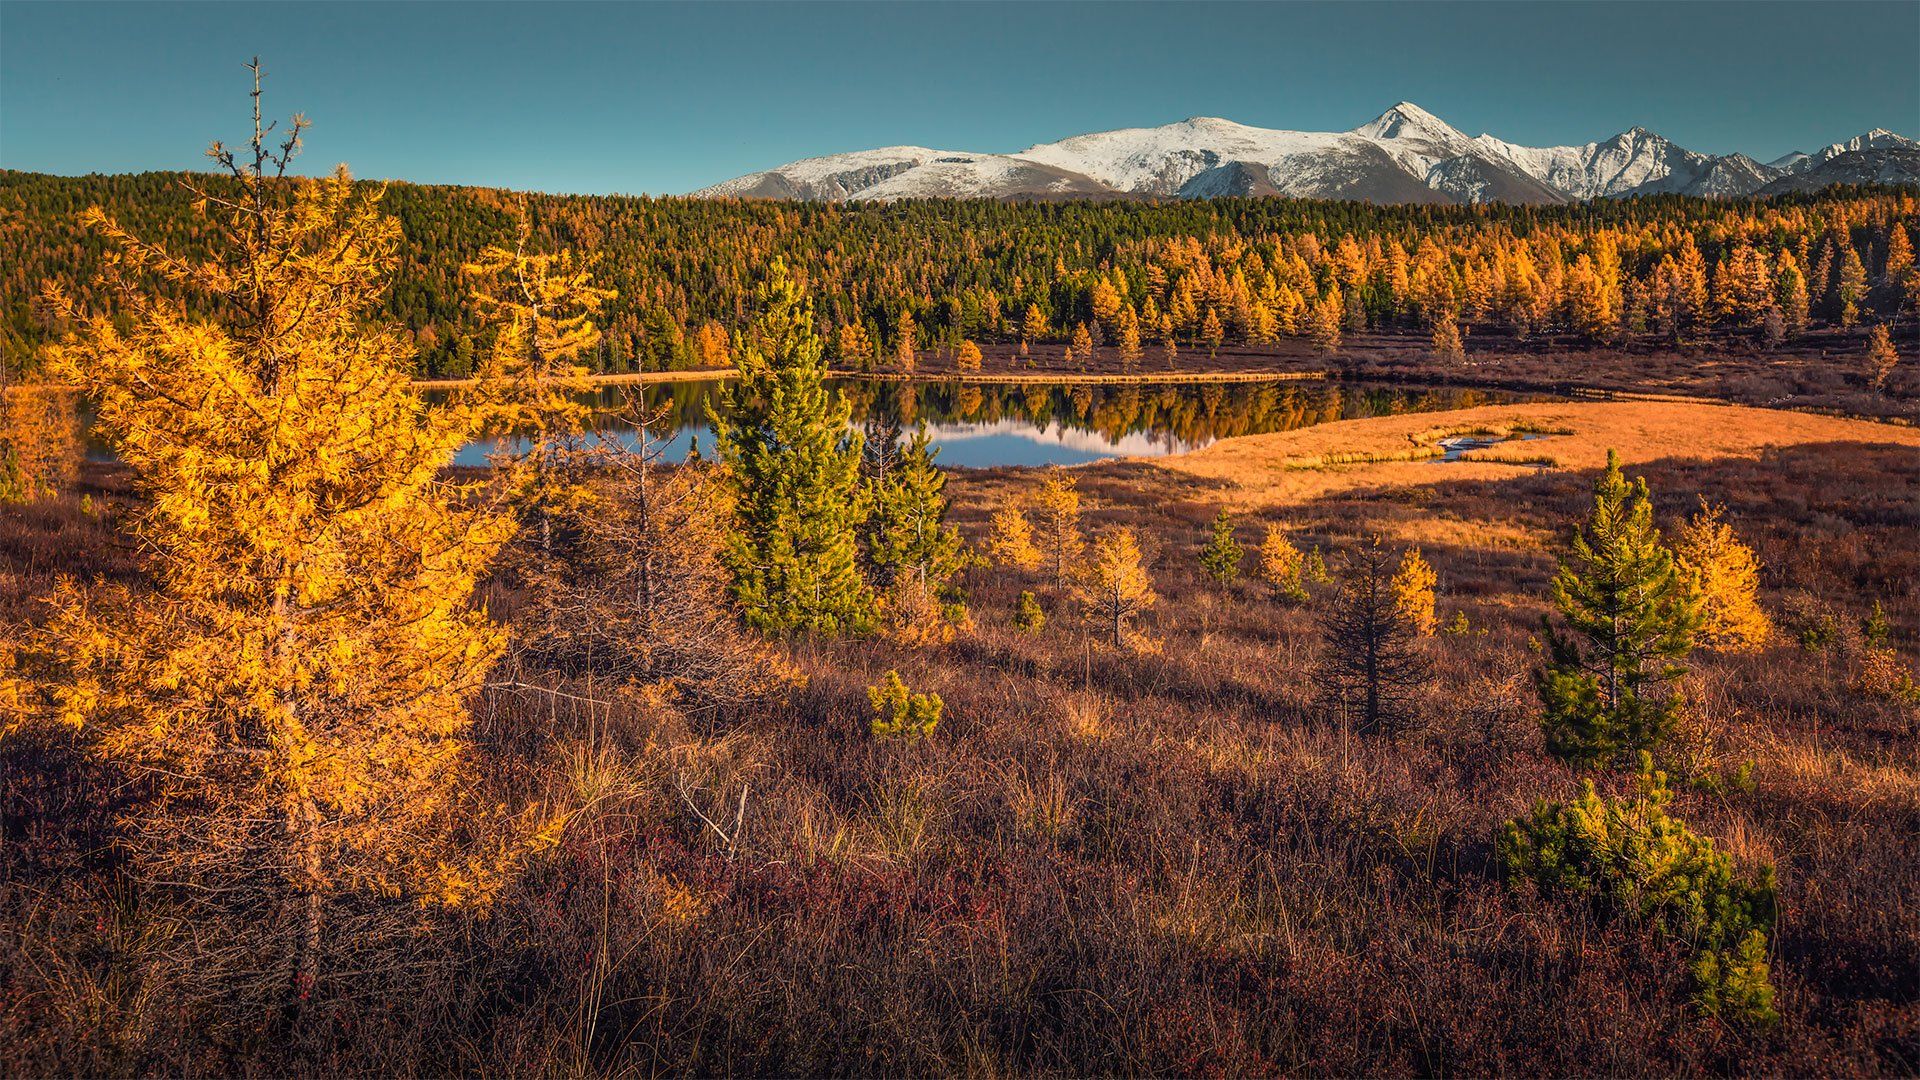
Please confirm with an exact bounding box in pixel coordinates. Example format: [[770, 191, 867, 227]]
[[1758, 147, 1920, 194], [693, 104, 1917, 205]]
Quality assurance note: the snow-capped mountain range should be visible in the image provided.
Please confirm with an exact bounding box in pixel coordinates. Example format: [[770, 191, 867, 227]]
[[692, 103, 1918, 205]]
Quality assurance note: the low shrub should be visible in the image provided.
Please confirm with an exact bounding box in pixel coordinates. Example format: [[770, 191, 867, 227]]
[[1012, 590, 1046, 634], [868, 670, 942, 740], [1498, 756, 1779, 1026]]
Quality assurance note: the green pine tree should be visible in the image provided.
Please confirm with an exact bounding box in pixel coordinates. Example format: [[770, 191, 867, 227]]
[[864, 425, 967, 602], [1536, 451, 1699, 765], [711, 261, 872, 636], [1199, 508, 1244, 587]]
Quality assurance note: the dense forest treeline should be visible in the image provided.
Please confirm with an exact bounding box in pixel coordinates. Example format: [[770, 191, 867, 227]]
[[3, 169, 1915, 377]]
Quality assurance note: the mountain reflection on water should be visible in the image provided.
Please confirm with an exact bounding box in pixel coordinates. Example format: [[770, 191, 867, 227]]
[[445, 378, 1538, 468]]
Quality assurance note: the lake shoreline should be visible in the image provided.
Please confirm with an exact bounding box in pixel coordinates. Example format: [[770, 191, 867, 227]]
[[411, 367, 1332, 389]]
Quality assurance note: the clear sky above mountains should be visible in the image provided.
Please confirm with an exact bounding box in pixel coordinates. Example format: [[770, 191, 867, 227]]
[[3, 0, 1915, 196]]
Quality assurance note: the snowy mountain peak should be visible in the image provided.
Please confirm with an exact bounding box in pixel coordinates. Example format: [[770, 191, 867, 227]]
[[1353, 102, 1463, 142], [693, 106, 1916, 205], [1770, 128, 1920, 175]]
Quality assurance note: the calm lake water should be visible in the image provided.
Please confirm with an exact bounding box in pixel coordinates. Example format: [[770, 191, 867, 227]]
[[444, 378, 1539, 468], [77, 377, 1540, 469]]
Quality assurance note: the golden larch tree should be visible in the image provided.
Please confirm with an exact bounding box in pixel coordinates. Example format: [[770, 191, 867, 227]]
[[1311, 288, 1344, 351], [1259, 524, 1309, 602], [987, 501, 1043, 572], [1118, 307, 1144, 369], [13, 79, 554, 1014], [693, 320, 732, 366], [1200, 307, 1225, 356], [1020, 303, 1046, 358], [894, 310, 918, 372], [837, 321, 874, 368], [1865, 324, 1899, 393], [1075, 526, 1158, 648], [1391, 545, 1438, 636], [461, 225, 615, 553], [1030, 468, 1085, 589], [1674, 500, 1771, 652], [1886, 224, 1914, 282], [461, 219, 612, 441], [1070, 321, 1094, 366], [1088, 278, 1123, 331], [956, 338, 984, 372], [0, 384, 82, 503], [1429, 315, 1465, 361]]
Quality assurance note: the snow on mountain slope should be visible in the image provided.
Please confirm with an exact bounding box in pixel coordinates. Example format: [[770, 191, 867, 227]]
[[1017, 116, 1353, 196], [848, 156, 1115, 201], [1425, 153, 1571, 205], [1759, 147, 1920, 193], [1474, 127, 1719, 199], [691, 107, 1915, 205], [1351, 102, 1482, 176], [696, 146, 989, 201], [1772, 129, 1920, 175], [1687, 154, 1775, 197]]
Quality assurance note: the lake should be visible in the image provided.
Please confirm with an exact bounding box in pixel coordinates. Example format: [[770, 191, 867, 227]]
[[443, 377, 1542, 469]]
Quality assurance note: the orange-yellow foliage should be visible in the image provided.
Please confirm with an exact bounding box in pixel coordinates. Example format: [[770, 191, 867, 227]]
[[1674, 501, 1772, 652], [462, 221, 612, 440], [12, 116, 555, 945], [1865, 324, 1898, 394], [1391, 546, 1438, 636], [987, 502, 1043, 572], [1258, 525, 1308, 601], [1030, 469, 1085, 587], [0, 385, 81, 503], [956, 339, 984, 372], [1075, 526, 1157, 648], [693, 320, 731, 366]]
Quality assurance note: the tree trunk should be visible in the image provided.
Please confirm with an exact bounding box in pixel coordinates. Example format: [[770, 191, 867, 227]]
[[285, 796, 324, 1033]]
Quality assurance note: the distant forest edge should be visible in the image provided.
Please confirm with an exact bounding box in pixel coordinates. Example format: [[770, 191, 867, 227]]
[[3, 170, 1915, 379]]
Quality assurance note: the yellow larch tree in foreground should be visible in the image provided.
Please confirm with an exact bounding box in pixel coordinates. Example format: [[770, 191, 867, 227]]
[[1674, 500, 1772, 652], [1030, 468, 1086, 588], [987, 501, 1043, 572], [1076, 526, 1157, 648], [460, 221, 615, 591], [1259, 525, 1309, 602], [956, 338, 984, 372], [9, 79, 555, 1015], [1391, 546, 1438, 636]]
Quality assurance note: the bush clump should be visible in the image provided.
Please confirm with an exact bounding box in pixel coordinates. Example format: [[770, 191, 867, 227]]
[[1013, 590, 1046, 634], [868, 670, 942, 740], [1498, 756, 1779, 1026]]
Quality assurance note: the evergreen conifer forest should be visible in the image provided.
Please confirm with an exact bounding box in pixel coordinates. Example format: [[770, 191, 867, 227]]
[[2, 51, 1919, 1079]]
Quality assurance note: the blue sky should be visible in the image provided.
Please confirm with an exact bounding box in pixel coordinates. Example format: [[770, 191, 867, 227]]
[[3, 1, 1915, 195]]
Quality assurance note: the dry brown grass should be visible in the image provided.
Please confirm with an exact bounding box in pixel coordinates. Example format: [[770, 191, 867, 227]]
[[1161, 400, 1920, 507], [5, 427, 1919, 1076]]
